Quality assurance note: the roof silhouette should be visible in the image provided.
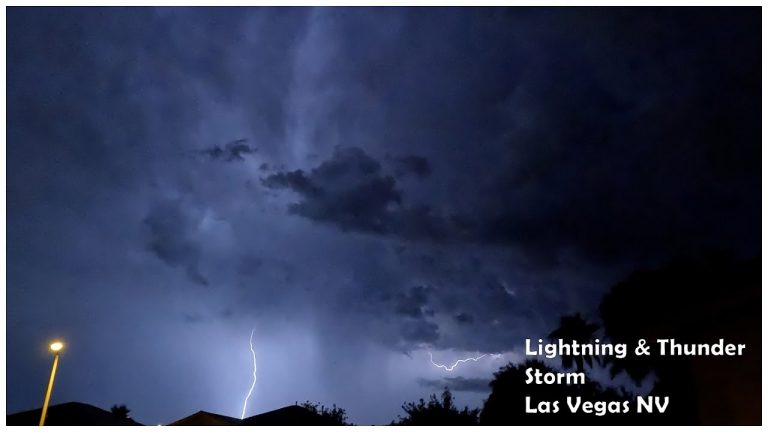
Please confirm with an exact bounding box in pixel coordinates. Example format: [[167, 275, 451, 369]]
[[170, 405, 338, 426], [6, 401, 142, 426], [169, 410, 241, 426], [243, 405, 340, 426]]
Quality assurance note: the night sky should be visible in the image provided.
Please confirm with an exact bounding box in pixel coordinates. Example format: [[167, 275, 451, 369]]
[[7, 7, 760, 425]]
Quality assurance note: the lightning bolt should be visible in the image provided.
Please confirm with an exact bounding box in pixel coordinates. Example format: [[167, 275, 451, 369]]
[[240, 329, 257, 420], [427, 351, 505, 372], [428, 351, 488, 372]]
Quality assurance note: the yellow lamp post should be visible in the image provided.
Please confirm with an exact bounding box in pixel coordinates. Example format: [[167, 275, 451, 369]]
[[39, 341, 64, 426]]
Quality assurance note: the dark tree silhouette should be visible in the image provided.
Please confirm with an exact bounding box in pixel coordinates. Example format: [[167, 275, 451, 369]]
[[391, 388, 479, 425], [598, 253, 761, 424], [297, 401, 352, 425], [548, 313, 601, 372], [109, 404, 130, 420]]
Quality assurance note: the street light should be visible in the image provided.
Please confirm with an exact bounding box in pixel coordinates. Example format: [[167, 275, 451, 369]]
[[39, 340, 64, 426]]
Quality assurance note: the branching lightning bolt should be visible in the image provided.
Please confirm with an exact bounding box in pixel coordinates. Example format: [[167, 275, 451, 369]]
[[240, 329, 257, 420], [428, 351, 488, 372]]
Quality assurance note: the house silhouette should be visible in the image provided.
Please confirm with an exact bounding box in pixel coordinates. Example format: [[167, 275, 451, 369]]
[[171, 405, 343, 426]]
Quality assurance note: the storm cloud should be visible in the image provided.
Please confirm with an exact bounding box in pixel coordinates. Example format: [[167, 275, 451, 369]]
[[8, 6, 759, 426], [143, 200, 209, 286]]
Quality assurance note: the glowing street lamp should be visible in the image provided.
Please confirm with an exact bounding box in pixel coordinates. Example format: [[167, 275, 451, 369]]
[[39, 340, 64, 426]]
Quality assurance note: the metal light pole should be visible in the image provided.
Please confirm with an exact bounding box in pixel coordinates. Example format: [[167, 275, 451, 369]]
[[39, 341, 64, 426]]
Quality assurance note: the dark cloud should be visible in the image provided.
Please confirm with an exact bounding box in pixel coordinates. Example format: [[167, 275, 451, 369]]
[[390, 155, 431, 178], [455, 312, 474, 325], [418, 376, 490, 393], [266, 36, 761, 265], [400, 319, 440, 344], [197, 139, 258, 162], [143, 200, 209, 286], [263, 147, 462, 243], [263, 146, 403, 234], [394, 285, 432, 318], [262, 169, 324, 198]]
